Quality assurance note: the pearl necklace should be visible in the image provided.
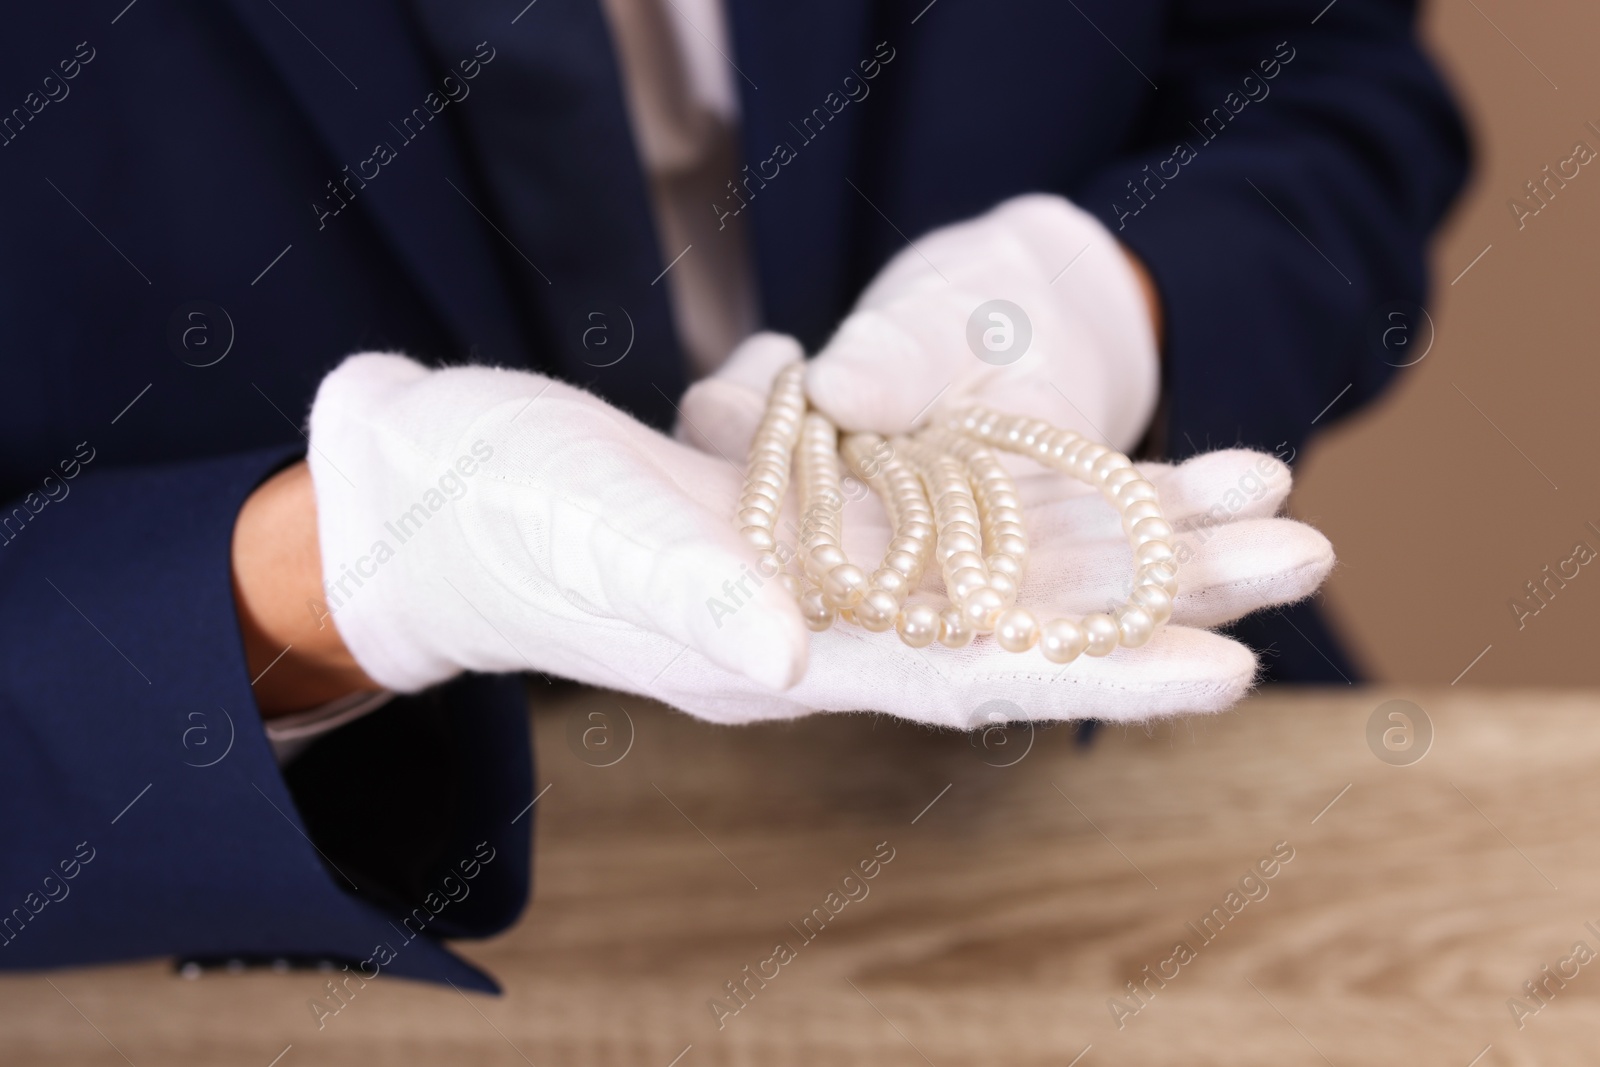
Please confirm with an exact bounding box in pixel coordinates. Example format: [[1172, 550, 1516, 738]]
[[736, 366, 1178, 663]]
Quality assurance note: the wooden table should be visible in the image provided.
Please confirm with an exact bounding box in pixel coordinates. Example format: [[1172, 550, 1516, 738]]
[[5, 688, 1598, 1066]]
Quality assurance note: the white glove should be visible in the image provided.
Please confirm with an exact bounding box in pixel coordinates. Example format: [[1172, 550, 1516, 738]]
[[674, 335, 1336, 727], [306, 346, 1331, 730], [804, 193, 1160, 451], [305, 353, 809, 696]]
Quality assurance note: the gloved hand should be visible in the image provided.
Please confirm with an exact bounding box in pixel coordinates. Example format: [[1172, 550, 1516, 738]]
[[674, 335, 1336, 727], [305, 353, 810, 697], [803, 193, 1160, 451]]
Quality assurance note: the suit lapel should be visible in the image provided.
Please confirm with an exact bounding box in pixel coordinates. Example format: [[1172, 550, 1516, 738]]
[[224, 0, 880, 419], [406, 0, 687, 426], [220, 0, 528, 364], [726, 0, 876, 350]]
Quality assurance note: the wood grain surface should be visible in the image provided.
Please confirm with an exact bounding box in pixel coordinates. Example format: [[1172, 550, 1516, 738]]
[[4, 687, 1599, 1066]]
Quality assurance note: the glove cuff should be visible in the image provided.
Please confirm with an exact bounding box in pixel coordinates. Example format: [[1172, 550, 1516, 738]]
[[305, 353, 470, 693]]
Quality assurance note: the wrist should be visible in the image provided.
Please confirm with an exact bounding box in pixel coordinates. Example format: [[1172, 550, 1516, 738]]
[[1118, 244, 1164, 352], [232, 461, 376, 717]]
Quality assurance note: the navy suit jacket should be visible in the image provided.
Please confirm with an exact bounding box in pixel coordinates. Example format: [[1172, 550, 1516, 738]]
[[0, 0, 1466, 989]]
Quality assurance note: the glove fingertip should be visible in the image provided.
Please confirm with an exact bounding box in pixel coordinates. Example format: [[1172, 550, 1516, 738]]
[[725, 332, 806, 383], [806, 350, 926, 436], [802, 358, 867, 428], [700, 587, 810, 691], [1149, 629, 1259, 716], [309, 352, 431, 435], [677, 378, 765, 454]]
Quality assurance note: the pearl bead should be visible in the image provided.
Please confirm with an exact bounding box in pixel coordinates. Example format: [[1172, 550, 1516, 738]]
[[994, 608, 1040, 652], [741, 494, 777, 515], [1054, 438, 1090, 467], [1117, 605, 1155, 647], [896, 604, 940, 648], [948, 567, 989, 602], [986, 571, 1018, 605], [944, 521, 981, 542], [938, 606, 975, 648], [1131, 584, 1173, 625], [799, 588, 835, 632], [778, 573, 803, 599], [1092, 452, 1133, 482], [1131, 517, 1174, 547], [1082, 612, 1120, 656], [741, 527, 776, 552], [805, 544, 847, 581], [1048, 436, 1079, 462], [1117, 479, 1158, 505], [739, 507, 772, 529], [995, 533, 1027, 559], [962, 588, 1006, 633], [944, 506, 980, 530], [888, 535, 924, 557], [821, 564, 867, 609], [885, 550, 922, 578], [889, 483, 928, 505], [1075, 444, 1109, 477], [1039, 618, 1088, 664], [755, 552, 783, 577], [870, 568, 910, 599], [986, 490, 1020, 512], [942, 531, 982, 557], [988, 506, 1023, 528], [986, 553, 1023, 581], [1122, 499, 1163, 529], [1134, 540, 1175, 567], [945, 550, 986, 575], [856, 588, 899, 632], [1137, 560, 1180, 596], [751, 464, 786, 486], [1104, 468, 1141, 495]]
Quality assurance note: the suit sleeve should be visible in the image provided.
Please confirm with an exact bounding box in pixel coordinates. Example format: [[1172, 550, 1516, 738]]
[[0, 448, 530, 992], [1074, 0, 1471, 459]]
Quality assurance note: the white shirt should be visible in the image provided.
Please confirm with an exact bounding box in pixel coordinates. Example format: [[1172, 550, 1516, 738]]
[[598, 0, 758, 378]]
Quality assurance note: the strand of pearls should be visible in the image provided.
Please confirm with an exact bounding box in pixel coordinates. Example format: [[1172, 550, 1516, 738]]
[[899, 437, 994, 645], [839, 433, 938, 641], [734, 368, 1178, 663], [795, 412, 886, 631], [949, 407, 1178, 657], [736, 362, 805, 598]]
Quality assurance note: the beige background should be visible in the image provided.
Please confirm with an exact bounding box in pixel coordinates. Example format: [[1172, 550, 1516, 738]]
[[1298, 1, 1600, 685]]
